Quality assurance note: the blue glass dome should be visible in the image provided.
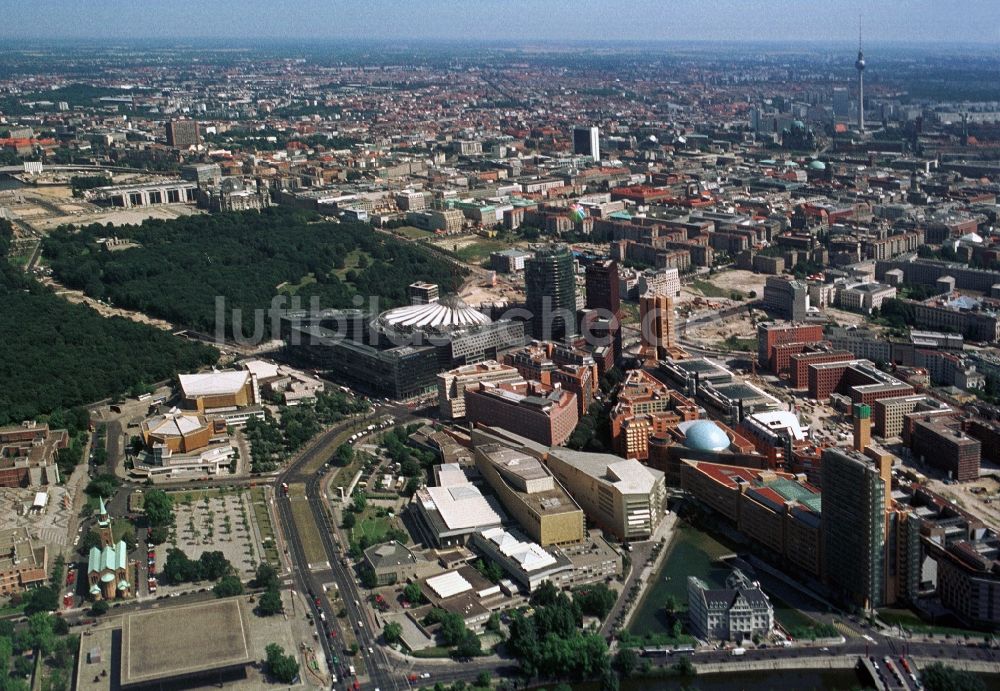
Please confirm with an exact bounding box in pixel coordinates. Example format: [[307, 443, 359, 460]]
[[683, 420, 731, 452]]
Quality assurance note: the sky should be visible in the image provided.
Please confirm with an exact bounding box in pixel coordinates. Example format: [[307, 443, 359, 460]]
[[3, 0, 999, 44]]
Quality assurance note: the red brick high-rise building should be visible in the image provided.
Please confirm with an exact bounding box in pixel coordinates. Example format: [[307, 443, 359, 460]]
[[639, 293, 674, 361]]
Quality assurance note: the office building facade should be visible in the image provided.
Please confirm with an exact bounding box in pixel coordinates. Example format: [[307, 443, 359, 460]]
[[584, 258, 621, 314], [545, 448, 666, 541], [821, 448, 888, 609], [573, 126, 600, 160], [473, 444, 585, 546], [525, 244, 578, 340], [165, 119, 200, 149]]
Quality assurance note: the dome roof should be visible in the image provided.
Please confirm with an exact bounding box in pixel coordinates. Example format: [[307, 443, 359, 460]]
[[680, 420, 731, 452], [808, 160, 827, 170], [377, 296, 490, 334]]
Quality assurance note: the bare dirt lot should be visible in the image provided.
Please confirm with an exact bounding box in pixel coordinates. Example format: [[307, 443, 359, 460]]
[[1, 185, 201, 232], [928, 476, 1000, 533]]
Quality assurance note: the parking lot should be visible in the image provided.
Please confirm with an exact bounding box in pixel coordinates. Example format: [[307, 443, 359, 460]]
[[149, 488, 267, 593]]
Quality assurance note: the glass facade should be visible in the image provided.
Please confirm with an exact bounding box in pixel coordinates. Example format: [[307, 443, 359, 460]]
[[525, 244, 577, 340]]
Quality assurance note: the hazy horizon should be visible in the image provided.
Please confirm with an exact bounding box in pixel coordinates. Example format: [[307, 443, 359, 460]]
[[3, 0, 999, 45]]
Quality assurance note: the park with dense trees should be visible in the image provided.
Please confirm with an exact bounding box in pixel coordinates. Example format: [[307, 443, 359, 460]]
[[506, 581, 610, 681], [42, 207, 465, 335], [0, 220, 218, 426]]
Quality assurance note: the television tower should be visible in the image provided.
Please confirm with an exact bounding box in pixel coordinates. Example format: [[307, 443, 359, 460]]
[[855, 20, 866, 132]]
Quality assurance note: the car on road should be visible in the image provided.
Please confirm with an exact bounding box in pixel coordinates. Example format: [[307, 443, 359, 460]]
[[367, 647, 373, 655]]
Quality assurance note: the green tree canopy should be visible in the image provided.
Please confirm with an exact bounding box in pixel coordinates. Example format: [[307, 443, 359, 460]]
[[383, 621, 403, 645], [257, 588, 284, 617], [265, 643, 299, 684], [252, 562, 280, 591], [921, 663, 986, 691], [143, 489, 173, 527]]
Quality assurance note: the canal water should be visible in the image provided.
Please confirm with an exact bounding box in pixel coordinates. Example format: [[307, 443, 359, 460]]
[[0, 174, 25, 190], [628, 523, 732, 637]]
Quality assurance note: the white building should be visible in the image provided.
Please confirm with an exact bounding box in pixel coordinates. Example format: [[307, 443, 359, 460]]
[[636, 268, 681, 299], [687, 570, 774, 642], [837, 282, 896, 314]]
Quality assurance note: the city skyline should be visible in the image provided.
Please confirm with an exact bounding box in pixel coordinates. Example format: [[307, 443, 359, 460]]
[[3, 0, 999, 44]]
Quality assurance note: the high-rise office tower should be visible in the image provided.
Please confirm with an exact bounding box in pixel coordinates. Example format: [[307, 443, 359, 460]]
[[639, 293, 674, 360], [832, 86, 850, 118], [166, 119, 201, 149], [525, 244, 577, 341], [821, 447, 890, 610], [584, 259, 620, 314], [573, 126, 600, 161], [584, 258, 622, 365]]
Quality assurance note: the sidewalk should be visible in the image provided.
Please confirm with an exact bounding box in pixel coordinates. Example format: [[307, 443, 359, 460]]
[[614, 511, 678, 635]]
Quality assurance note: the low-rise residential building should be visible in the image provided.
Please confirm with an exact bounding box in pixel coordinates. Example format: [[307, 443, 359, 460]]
[[239, 359, 324, 406], [472, 528, 572, 593], [610, 369, 699, 460], [908, 415, 981, 482], [0, 528, 47, 596], [872, 395, 950, 438], [464, 380, 579, 447], [490, 249, 532, 273], [680, 460, 822, 578], [0, 421, 65, 488], [837, 282, 897, 314]]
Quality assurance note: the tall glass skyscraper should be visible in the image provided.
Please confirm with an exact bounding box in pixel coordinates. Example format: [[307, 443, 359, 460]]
[[525, 244, 577, 341], [821, 447, 887, 610]]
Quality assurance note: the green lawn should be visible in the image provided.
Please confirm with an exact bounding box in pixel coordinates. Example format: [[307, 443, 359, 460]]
[[333, 249, 373, 280], [878, 608, 991, 639], [394, 226, 435, 240], [277, 273, 317, 295], [691, 278, 744, 299], [353, 515, 390, 543], [718, 335, 756, 352], [452, 239, 511, 263], [410, 646, 453, 658], [619, 301, 640, 326]]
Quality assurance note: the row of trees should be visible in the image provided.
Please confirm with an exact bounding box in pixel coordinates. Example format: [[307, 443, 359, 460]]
[[252, 563, 284, 617], [0, 220, 218, 426], [245, 390, 366, 472], [162, 548, 234, 585]]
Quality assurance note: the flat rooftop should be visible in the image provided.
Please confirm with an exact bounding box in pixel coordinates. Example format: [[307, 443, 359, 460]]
[[120, 597, 252, 687]]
